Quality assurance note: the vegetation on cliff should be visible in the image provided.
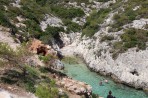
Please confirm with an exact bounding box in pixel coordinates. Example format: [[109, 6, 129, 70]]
[[112, 28, 148, 59], [0, 42, 70, 97], [82, 8, 111, 37], [111, 0, 148, 31]]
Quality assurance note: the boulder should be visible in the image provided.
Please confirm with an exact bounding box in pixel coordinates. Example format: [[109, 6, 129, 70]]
[[51, 59, 64, 70], [58, 77, 92, 95]]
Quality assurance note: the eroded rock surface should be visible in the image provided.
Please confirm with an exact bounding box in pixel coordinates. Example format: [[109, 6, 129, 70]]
[[60, 18, 148, 91]]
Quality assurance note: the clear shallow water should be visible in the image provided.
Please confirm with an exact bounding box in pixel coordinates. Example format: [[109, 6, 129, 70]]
[[62, 63, 148, 98]]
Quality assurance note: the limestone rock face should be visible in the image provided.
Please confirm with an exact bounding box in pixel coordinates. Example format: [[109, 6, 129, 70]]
[[60, 18, 148, 91], [124, 19, 148, 30], [40, 14, 63, 31]]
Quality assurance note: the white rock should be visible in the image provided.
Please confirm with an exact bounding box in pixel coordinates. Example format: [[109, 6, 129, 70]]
[[60, 18, 148, 89], [0, 26, 20, 50], [40, 14, 63, 31], [0, 90, 12, 98]]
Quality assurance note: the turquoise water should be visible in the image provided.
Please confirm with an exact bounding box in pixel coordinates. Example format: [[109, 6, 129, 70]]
[[62, 63, 148, 98]]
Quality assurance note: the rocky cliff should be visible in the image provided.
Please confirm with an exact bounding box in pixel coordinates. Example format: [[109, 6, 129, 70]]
[[59, 0, 148, 92], [0, 0, 148, 94]]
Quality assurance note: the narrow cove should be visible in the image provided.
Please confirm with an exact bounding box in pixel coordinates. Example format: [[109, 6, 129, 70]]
[[62, 61, 148, 98]]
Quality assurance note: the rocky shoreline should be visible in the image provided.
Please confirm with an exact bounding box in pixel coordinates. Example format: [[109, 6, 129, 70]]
[[61, 34, 148, 92], [46, 68, 93, 97]]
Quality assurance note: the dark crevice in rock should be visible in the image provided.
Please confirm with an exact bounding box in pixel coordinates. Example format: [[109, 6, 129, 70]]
[[130, 69, 139, 76], [54, 33, 64, 48]]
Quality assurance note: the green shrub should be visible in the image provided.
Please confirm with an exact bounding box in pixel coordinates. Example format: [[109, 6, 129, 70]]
[[112, 28, 148, 59], [39, 67, 49, 73], [111, 0, 148, 31], [92, 93, 99, 98], [39, 25, 64, 43], [51, 6, 85, 19], [44, 25, 64, 37], [100, 35, 114, 42], [96, 0, 110, 2], [7, 6, 22, 19], [112, 8, 137, 29], [113, 41, 123, 49], [110, 0, 123, 10], [39, 34, 52, 44], [0, 1, 19, 31], [63, 0, 90, 5], [0, 69, 21, 85], [17, 0, 51, 38], [0, 41, 59, 96], [0, 42, 37, 77], [0, 43, 40, 92], [25, 65, 40, 78], [88, 8, 111, 24], [0, 12, 13, 27], [63, 19, 81, 32], [67, 22, 81, 32], [145, 24, 148, 29], [121, 28, 148, 49], [0, 43, 16, 61], [24, 78, 36, 93], [125, 9, 137, 21], [82, 25, 99, 37], [111, 14, 128, 29], [39, 54, 56, 63], [36, 0, 50, 6], [20, 0, 49, 21], [37, 0, 61, 5], [23, 19, 43, 38], [35, 83, 58, 98], [0, 0, 11, 6], [82, 8, 110, 37], [138, 1, 148, 18]]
